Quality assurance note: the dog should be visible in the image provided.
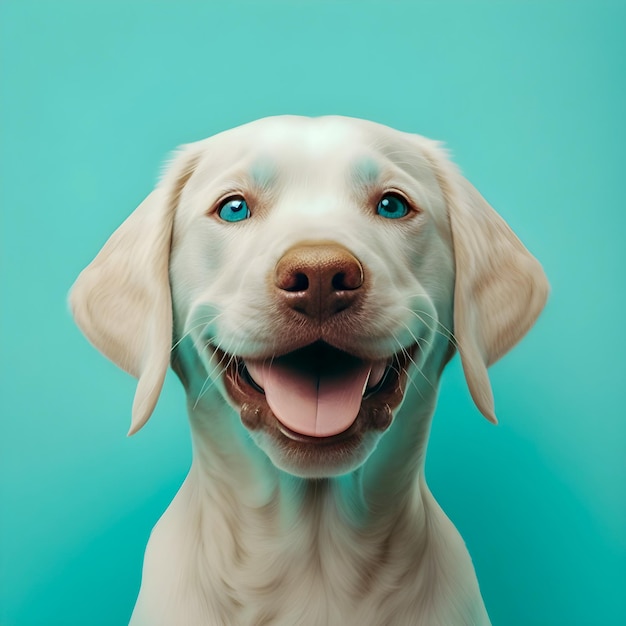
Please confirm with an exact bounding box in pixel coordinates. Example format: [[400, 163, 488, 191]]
[[70, 116, 548, 626]]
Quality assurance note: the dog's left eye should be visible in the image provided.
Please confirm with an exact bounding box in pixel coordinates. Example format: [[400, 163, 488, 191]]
[[376, 194, 410, 219], [217, 197, 251, 222]]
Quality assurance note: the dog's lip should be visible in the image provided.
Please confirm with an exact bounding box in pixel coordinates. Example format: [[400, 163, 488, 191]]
[[215, 341, 406, 383], [218, 338, 394, 363], [218, 340, 416, 443]]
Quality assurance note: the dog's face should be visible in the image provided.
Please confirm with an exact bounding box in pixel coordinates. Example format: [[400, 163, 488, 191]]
[[168, 117, 456, 476], [70, 116, 548, 479]]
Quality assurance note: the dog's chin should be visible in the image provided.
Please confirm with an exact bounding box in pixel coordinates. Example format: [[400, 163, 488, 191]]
[[220, 341, 415, 478]]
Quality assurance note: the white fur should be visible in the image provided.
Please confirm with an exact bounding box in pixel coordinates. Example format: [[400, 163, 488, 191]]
[[70, 116, 548, 625]]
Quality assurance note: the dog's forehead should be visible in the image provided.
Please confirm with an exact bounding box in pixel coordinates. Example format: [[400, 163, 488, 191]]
[[238, 115, 361, 153], [207, 116, 419, 162], [214, 115, 385, 152], [199, 116, 429, 174]]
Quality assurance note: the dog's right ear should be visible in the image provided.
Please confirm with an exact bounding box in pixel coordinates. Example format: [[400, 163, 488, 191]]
[[69, 149, 198, 435]]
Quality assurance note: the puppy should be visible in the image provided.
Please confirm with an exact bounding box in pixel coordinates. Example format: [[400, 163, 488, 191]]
[[71, 116, 548, 626]]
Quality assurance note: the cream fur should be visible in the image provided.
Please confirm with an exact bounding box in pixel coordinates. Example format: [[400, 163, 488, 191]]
[[70, 116, 548, 626]]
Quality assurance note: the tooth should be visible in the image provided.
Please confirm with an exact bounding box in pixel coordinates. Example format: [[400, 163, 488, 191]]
[[362, 369, 372, 397], [366, 361, 387, 390], [243, 361, 265, 392]]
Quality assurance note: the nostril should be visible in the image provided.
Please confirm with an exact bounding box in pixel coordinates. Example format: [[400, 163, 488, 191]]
[[332, 265, 363, 291], [332, 272, 347, 291], [279, 271, 309, 292], [291, 272, 309, 292]]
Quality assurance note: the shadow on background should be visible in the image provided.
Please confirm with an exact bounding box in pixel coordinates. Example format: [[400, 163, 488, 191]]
[[429, 363, 626, 626], [13, 474, 184, 626]]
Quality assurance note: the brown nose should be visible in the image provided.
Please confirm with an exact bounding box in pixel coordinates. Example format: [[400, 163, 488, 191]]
[[274, 243, 365, 321]]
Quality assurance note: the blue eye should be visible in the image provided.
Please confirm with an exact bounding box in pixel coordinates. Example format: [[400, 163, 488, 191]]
[[217, 197, 251, 222], [376, 194, 409, 219]]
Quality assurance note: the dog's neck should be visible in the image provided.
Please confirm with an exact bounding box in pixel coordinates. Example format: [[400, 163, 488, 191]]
[[183, 381, 438, 534]]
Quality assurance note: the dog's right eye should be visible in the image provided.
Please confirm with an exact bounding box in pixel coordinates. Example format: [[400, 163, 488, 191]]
[[217, 197, 251, 222]]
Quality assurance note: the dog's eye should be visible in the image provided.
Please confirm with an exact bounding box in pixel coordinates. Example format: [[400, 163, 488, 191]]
[[217, 197, 251, 222], [376, 194, 409, 219]]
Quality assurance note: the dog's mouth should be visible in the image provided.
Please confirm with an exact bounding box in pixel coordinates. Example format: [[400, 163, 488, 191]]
[[221, 341, 415, 448]]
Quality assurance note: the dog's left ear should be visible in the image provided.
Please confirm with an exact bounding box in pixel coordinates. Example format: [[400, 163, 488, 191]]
[[430, 151, 549, 422], [70, 149, 198, 435]]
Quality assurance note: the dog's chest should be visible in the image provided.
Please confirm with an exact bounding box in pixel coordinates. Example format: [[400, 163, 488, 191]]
[[132, 479, 488, 626], [195, 496, 400, 625]]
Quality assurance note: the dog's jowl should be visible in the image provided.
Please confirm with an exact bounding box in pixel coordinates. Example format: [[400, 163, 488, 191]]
[[71, 116, 548, 626]]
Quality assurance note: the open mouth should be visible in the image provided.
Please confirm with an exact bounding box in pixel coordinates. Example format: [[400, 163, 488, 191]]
[[221, 341, 415, 446]]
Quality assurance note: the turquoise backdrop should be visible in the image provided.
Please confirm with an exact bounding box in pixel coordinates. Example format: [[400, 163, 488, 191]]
[[1, 1, 624, 624]]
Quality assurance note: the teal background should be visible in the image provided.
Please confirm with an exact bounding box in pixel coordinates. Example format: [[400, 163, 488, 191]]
[[1, 1, 624, 624]]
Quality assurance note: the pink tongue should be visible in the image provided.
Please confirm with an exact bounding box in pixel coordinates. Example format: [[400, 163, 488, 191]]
[[245, 355, 372, 438]]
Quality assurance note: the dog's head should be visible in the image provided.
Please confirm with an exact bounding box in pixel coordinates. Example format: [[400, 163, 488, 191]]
[[70, 116, 548, 478]]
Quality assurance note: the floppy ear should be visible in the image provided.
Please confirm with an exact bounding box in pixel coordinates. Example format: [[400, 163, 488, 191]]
[[432, 153, 549, 422], [69, 150, 198, 434]]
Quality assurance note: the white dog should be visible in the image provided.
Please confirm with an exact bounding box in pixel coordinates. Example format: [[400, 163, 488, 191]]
[[71, 116, 548, 626]]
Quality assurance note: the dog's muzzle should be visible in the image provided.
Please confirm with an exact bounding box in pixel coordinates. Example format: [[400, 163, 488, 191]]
[[217, 244, 413, 442], [213, 242, 417, 474]]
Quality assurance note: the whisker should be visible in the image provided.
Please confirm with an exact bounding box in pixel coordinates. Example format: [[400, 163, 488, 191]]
[[400, 305, 459, 349], [391, 331, 433, 397], [397, 317, 433, 350], [171, 312, 225, 352], [194, 334, 251, 410], [388, 358, 425, 402], [192, 337, 232, 409]]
